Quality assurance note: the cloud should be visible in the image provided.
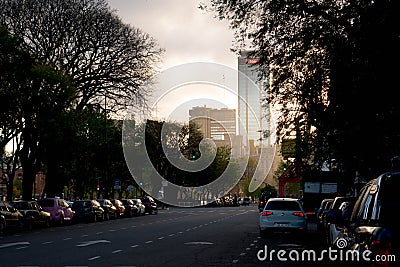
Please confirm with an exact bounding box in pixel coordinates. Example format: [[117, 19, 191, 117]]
[[108, 0, 237, 70]]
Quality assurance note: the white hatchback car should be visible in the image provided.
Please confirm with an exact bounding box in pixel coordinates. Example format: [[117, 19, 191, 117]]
[[259, 197, 308, 237]]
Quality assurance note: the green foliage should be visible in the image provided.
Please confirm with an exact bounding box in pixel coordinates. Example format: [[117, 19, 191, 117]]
[[207, 0, 400, 178]]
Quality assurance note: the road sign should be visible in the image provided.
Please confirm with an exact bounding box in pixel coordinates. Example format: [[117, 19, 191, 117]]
[[114, 179, 121, 190]]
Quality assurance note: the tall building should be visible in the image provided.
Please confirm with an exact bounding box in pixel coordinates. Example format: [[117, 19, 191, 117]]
[[188, 105, 242, 157], [189, 105, 236, 140], [237, 50, 270, 152]]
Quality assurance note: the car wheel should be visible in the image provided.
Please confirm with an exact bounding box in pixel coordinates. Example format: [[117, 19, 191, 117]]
[[92, 214, 97, 223], [59, 215, 64, 226], [104, 212, 109, 221], [0, 220, 5, 234], [26, 221, 33, 231]]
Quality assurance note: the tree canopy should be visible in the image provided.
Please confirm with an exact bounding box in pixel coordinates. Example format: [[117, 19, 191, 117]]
[[0, 0, 164, 200], [204, 0, 400, 180]]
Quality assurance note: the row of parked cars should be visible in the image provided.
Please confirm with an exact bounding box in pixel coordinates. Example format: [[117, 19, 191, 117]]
[[316, 171, 399, 266], [0, 195, 159, 233], [258, 171, 399, 266]]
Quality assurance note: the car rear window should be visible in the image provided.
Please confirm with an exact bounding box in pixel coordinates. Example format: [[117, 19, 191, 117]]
[[379, 174, 400, 224], [38, 199, 54, 207], [265, 201, 301, 211], [72, 201, 90, 208]]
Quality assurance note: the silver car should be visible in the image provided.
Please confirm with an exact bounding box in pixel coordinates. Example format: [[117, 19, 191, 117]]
[[259, 197, 308, 237]]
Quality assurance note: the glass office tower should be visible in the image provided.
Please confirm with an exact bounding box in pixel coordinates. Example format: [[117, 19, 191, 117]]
[[237, 51, 269, 153]]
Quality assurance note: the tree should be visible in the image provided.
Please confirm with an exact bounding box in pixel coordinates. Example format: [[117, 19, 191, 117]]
[[0, 26, 27, 200], [0, 0, 164, 199], [203, 0, 400, 179]]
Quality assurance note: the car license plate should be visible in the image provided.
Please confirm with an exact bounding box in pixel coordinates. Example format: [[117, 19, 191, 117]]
[[275, 222, 288, 227]]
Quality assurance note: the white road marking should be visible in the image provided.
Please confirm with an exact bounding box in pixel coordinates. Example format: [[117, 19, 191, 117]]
[[76, 240, 110, 247], [0, 242, 30, 249], [88, 256, 101, 261], [184, 242, 214, 245]]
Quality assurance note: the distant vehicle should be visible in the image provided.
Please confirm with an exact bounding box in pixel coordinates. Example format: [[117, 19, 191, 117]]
[[259, 197, 308, 237], [121, 199, 138, 217], [0, 200, 23, 231], [37, 198, 75, 226], [131, 199, 146, 216], [71, 200, 104, 223], [316, 198, 334, 232], [240, 197, 251, 206], [98, 199, 118, 220], [110, 199, 125, 218], [9, 200, 51, 230], [140, 196, 158, 215]]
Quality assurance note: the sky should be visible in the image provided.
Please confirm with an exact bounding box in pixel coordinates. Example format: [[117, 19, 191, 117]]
[[108, 0, 237, 70], [107, 0, 240, 122]]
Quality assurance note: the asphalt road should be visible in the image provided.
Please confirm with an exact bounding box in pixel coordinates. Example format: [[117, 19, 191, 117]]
[[0, 205, 328, 267]]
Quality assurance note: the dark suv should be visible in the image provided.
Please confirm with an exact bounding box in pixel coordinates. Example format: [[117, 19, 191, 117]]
[[337, 172, 399, 266]]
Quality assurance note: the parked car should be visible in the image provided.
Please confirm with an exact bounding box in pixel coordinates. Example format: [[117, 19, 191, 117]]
[[9, 200, 51, 230], [316, 198, 334, 232], [258, 192, 268, 212], [325, 195, 357, 246], [110, 199, 125, 218], [0, 200, 23, 231], [140, 196, 158, 215], [335, 171, 400, 266], [240, 197, 251, 206], [131, 198, 146, 216], [259, 197, 308, 237], [121, 199, 138, 217], [98, 199, 118, 220], [37, 198, 75, 226], [71, 200, 104, 223]]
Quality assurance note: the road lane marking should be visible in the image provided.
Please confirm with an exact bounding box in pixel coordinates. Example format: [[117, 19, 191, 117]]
[[184, 242, 214, 245], [88, 256, 101, 261], [42, 241, 54, 245], [145, 240, 153, 244], [158, 237, 164, 240], [0, 242, 30, 249], [63, 238, 72, 241], [112, 250, 123, 254], [131, 245, 139, 248], [76, 240, 110, 247]]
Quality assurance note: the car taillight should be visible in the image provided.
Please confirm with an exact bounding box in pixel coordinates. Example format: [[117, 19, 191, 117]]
[[306, 211, 314, 216], [261, 211, 273, 216], [293, 211, 305, 217]]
